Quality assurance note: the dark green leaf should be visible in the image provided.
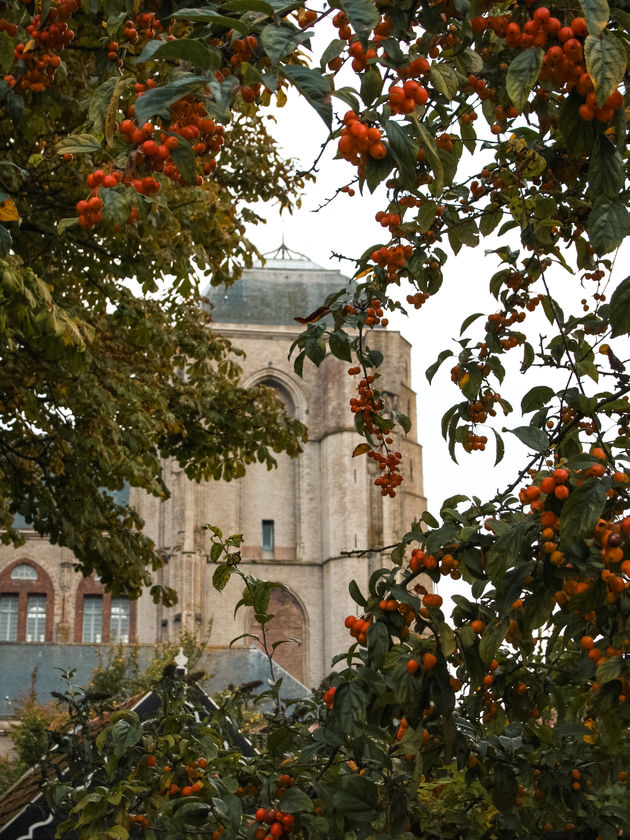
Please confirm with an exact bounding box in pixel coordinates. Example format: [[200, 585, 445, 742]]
[[283, 65, 332, 128], [334, 680, 367, 735], [340, 0, 379, 41], [261, 22, 310, 64], [169, 135, 197, 185], [581, 0, 610, 36], [134, 75, 207, 125], [333, 775, 378, 820], [610, 275, 630, 336], [587, 196, 630, 255], [426, 349, 453, 383], [171, 8, 250, 32], [349, 578, 367, 607], [479, 620, 509, 663], [506, 48, 543, 113], [222, 0, 275, 14], [367, 621, 389, 668], [506, 425, 549, 453], [429, 63, 459, 99], [360, 68, 382, 106], [559, 477, 608, 546], [278, 787, 315, 813], [585, 32, 626, 107], [588, 133, 625, 199], [521, 386, 555, 413], [136, 38, 220, 71], [329, 330, 352, 362]]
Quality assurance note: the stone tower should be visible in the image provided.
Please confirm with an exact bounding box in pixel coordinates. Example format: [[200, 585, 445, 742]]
[[145, 246, 427, 686]]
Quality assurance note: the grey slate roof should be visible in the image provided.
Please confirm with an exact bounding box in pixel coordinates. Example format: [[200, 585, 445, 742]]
[[0, 643, 309, 718], [203, 246, 353, 326]]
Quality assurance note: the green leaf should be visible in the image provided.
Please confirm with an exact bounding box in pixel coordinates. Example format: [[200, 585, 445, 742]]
[[479, 620, 509, 663], [340, 0, 379, 41], [585, 31, 627, 107], [349, 578, 367, 607], [587, 196, 630, 255], [506, 47, 543, 113], [57, 217, 78, 235], [261, 22, 311, 64], [134, 75, 207, 126], [429, 63, 459, 99], [559, 477, 608, 546], [56, 134, 102, 155], [222, 0, 275, 14], [135, 38, 220, 71], [278, 787, 315, 813], [426, 349, 452, 383], [169, 135, 197, 185], [171, 8, 250, 32], [320, 38, 346, 70], [610, 275, 630, 336], [100, 187, 130, 228], [460, 312, 484, 334], [385, 119, 417, 184], [417, 121, 444, 193], [329, 330, 352, 362], [334, 680, 367, 735], [283, 65, 332, 128], [588, 133, 625, 198], [521, 386, 555, 413], [597, 655, 623, 684], [333, 774, 378, 820], [360, 68, 382, 106], [581, 0, 610, 37], [505, 424, 549, 452], [367, 621, 389, 668], [212, 563, 232, 592]]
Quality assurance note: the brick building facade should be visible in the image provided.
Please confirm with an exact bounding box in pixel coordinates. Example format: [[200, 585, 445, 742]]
[[0, 248, 427, 690]]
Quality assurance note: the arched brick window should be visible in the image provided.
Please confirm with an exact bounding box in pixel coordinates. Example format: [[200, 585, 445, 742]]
[[74, 576, 136, 644], [0, 560, 54, 642], [247, 587, 307, 683]]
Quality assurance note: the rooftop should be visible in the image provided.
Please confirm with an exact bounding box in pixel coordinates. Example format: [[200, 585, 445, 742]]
[[203, 243, 352, 326]]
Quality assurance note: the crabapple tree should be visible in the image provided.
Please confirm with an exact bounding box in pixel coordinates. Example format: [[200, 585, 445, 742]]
[[1, 0, 629, 835]]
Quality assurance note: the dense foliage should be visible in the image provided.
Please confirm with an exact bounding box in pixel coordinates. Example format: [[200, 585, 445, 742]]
[[1, 0, 630, 835], [0, 0, 308, 601]]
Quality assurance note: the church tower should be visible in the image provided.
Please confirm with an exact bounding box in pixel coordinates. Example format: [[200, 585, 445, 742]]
[[143, 246, 427, 687]]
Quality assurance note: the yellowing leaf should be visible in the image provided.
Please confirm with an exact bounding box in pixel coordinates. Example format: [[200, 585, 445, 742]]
[[352, 443, 372, 457], [0, 199, 19, 221]]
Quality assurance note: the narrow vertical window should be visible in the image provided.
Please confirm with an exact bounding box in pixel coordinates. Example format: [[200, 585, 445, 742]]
[[0, 594, 18, 641], [262, 520, 274, 552], [26, 594, 46, 642], [110, 599, 130, 643], [83, 595, 103, 643]]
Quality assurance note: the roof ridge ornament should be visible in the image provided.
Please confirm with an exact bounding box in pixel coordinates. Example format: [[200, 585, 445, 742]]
[[263, 237, 311, 262]]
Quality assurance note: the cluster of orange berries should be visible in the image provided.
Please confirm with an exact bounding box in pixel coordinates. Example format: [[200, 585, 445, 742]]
[[128, 11, 162, 42], [347, 38, 378, 73], [464, 431, 488, 452], [466, 390, 500, 424], [370, 448, 403, 497], [365, 298, 388, 327], [406, 291, 430, 310], [130, 813, 151, 828], [166, 756, 208, 797], [371, 244, 413, 281], [10, 0, 78, 92], [0, 18, 18, 37], [387, 79, 429, 114], [374, 210, 402, 233], [406, 651, 438, 674], [296, 7, 318, 28], [378, 597, 415, 639], [338, 111, 387, 167], [348, 374, 403, 496], [254, 808, 295, 840], [344, 613, 372, 645]]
